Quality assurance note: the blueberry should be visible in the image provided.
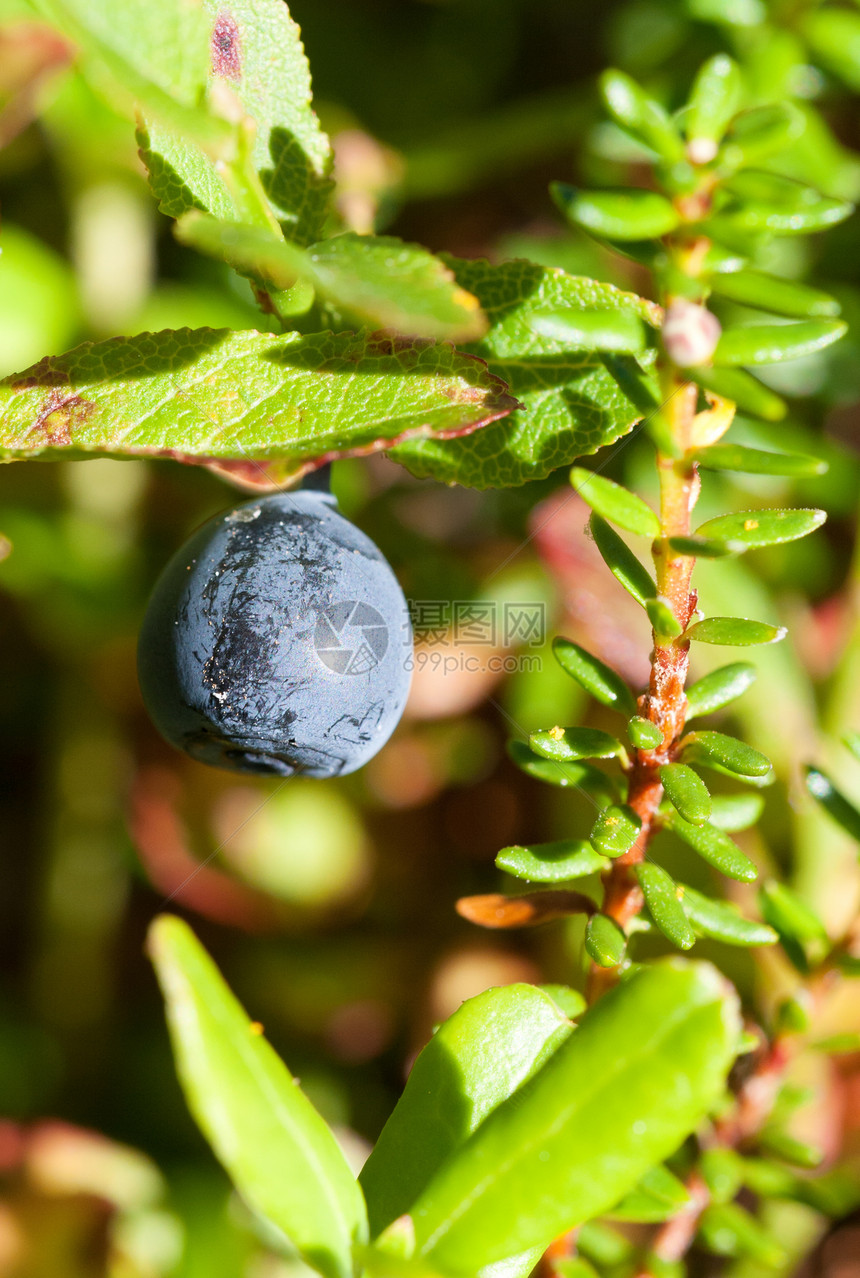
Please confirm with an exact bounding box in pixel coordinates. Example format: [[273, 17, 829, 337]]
[[137, 489, 412, 778]]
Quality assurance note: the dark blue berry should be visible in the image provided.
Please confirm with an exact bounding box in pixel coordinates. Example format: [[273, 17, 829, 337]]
[[138, 489, 412, 778]]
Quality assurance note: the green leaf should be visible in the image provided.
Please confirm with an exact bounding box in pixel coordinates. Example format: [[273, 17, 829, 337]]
[[409, 960, 740, 1270], [585, 913, 628, 967], [758, 1128, 822, 1169], [148, 916, 366, 1278], [660, 764, 712, 825], [591, 513, 657, 607], [685, 662, 759, 724], [138, 0, 332, 243], [719, 102, 805, 170], [552, 183, 681, 240], [496, 841, 609, 884], [685, 617, 787, 647], [578, 1222, 634, 1267], [507, 741, 616, 797], [629, 717, 663, 750], [759, 880, 828, 948], [680, 884, 777, 947], [359, 984, 572, 1239], [805, 766, 860, 843], [682, 730, 772, 778], [714, 195, 853, 238], [690, 366, 786, 421], [802, 9, 860, 92], [600, 70, 684, 163], [713, 320, 846, 367], [707, 793, 764, 831], [700, 1148, 744, 1204], [646, 596, 684, 639], [685, 55, 741, 153], [668, 816, 758, 882], [667, 535, 745, 558], [692, 443, 827, 477], [637, 863, 695, 950], [844, 731, 860, 763], [0, 329, 515, 479], [390, 257, 658, 488], [176, 217, 487, 343], [529, 308, 650, 354], [608, 1163, 692, 1222], [530, 726, 623, 763], [591, 804, 642, 858], [708, 270, 840, 319], [552, 638, 637, 715], [571, 467, 660, 537], [539, 986, 588, 1019], [696, 508, 826, 548], [698, 1203, 785, 1266]]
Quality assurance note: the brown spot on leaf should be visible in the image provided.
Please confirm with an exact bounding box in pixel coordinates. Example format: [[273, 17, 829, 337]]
[[211, 12, 241, 80], [27, 390, 95, 447]]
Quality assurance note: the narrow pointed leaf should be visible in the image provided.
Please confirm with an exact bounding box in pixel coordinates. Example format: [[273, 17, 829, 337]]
[[0, 329, 516, 480], [530, 726, 623, 763], [591, 804, 642, 858], [713, 321, 846, 367], [148, 916, 367, 1278], [552, 183, 681, 241], [758, 1129, 823, 1169], [636, 863, 695, 949], [660, 764, 712, 825], [571, 468, 660, 536], [410, 961, 740, 1270], [552, 638, 637, 714], [646, 596, 683, 638], [759, 880, 828, 946], [608, 1163, 692, 1222], [682, 731, 771, 778], [585, 913, 628, 967], [529, 309, 650, 354], [685, 617, 786, 647], [690, 366, 786, 421], [708, 270, 840, 319], [591, 513, 657, 607], [696, 508, 826, 548], [600, 70, 684, 162], [844, 731, 860, 763], [719, 103, 805, 169], [668, 815, 758, 882], [629, 717, 663, 750], [716, 192, 853, 236], [680, 884, 777, 946], [698, 1203, 785, 1266], [507, 741, 616, 798], [176, 217, 487, 343], [496, 841, 609, 883], [686, 55, 741, 151], [667, 535, 745, 558], [707, 793, 765, 831], [685, 664, 757, 719], [359, 984, 572, 1238], [805, 766, 860, 842], [692, 443, 827, 477]]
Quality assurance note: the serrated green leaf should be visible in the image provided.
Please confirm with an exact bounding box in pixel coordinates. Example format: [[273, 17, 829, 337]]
[[718, 102, 805, 170], [148, 916, 366, 1278], [698, 1202, 785, 1266], [679, 884, 776, 946], [629, 716, 663, 750], [637, 863, 695, 949], [690, 366, 786, 421], [552, 183, 681, 240], [530, 726, 623, 763], [646, 596, 684, 639], [0, 329, 515, 479], [552, 638, 637, 714], [591, 804, 642, 858], [571, 467, 660, 536], [713, 320, 846, 366], [667, 535, 745, 558], [708, 270, 840, 319], [507, 740, 615, 797], [696, 507, 826, 548], [685, 617, 787, 647], [707, 793, 765, 831], [585, 913, 628, 966], [360, 984, 572, 1239], [600, 70, 684, 163], [410, 961, 740, 1271], [682, 730, 772, 778], [529, 308, 650, 354], [391, 258, 657, 488], [805, 766, 860, 842], [608, 1163, 692, 1222], [660, 764, 712, 825], [496, 841, 609, 883], [685, 55, 741, 152], [692, 443, 827, 477], [137, 0, 332, 243], [591, 513, 657, 607], [668, 816, 758, 882], [176, 217, 487, 342]]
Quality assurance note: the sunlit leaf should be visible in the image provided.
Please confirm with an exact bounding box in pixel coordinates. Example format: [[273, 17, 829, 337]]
[[805, 766, 860, 842], [708, 270, 840, 319], [682, 730, 772, 777], [685, 55, 741, 153], [552, 638, 637, 715], [552, 183, 681, 240], [668, 816, 757, 882], [692, 443, 827, 477], [585, 913, 628, 966], [591, 513, 657, 607], [600, 70, 684, 162], [713, 320, 846, 367], [637, 863, 695, 950], [629, 717, 663, 749], [496, 841, 609, 883], [507, 741, 616, 797], [571, 467, 660, 536], [680, 884, 776, 946], [685, 617, 786, 647], [660, 763, 711, 825], [690, 366, 786, 421], [530, 726, 624, 763], [530, 308, 651, 354], [608, 1163, 692, 1222], [696, 508, 826, 548], [591, 804, 642, 858]]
